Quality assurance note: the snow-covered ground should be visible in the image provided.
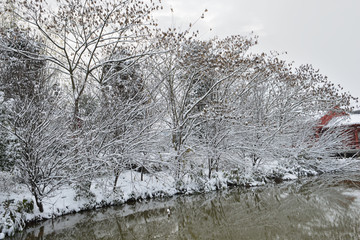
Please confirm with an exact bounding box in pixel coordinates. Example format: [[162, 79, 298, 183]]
[[0, 160, 324, 239]]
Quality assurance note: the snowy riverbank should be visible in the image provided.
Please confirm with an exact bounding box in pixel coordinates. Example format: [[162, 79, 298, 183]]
[[0, 158, 327, 239], [5, 156, 360, 239]]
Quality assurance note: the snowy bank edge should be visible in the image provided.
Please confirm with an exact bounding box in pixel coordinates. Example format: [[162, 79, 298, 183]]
[[0, 165, 318, 239]]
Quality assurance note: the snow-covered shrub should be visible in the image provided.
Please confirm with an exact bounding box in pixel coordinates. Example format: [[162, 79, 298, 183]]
[[0, 198, 33, 238]]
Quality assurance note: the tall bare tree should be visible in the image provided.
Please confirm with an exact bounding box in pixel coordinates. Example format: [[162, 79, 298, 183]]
[[5, 0, 161, 127]]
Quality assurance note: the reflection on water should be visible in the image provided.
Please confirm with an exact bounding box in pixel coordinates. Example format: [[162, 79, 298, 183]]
[[10, 173, 360, 240]]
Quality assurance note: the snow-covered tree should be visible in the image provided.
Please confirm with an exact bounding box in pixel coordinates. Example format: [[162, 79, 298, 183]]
[[6, 0, 161, 128], [226, 52, 356, 170], [177, 37, 256, 179], [4, 92, 76, 212], [148, 32, 256, 180], [88, 50, 160, 190], [0, 24, 79, 212], [0, 25, 47, 172], [1, 0, 164, 198]]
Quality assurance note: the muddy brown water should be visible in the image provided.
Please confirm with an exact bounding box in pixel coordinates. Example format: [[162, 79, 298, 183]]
[[9, 173, 360, 240]]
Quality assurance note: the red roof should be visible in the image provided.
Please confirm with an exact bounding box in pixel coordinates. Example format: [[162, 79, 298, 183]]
[[318, 107, 348, 127]]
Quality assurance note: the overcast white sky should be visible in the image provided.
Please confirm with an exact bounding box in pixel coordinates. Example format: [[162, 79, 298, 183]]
[[155, 0, 360, 107]]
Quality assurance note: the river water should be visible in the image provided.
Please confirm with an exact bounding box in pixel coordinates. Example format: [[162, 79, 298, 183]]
[[10, 173, 360, 240]]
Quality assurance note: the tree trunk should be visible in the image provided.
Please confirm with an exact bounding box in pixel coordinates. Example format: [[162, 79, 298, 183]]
[[113, 170, 120, 192], [208, 157, 213, 179], [215, 156, 219, 172], [141, 165, 144, 181], [33, 189, 44, 212], [73, 97, 81, 129], [173, 129, 183, 180]]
